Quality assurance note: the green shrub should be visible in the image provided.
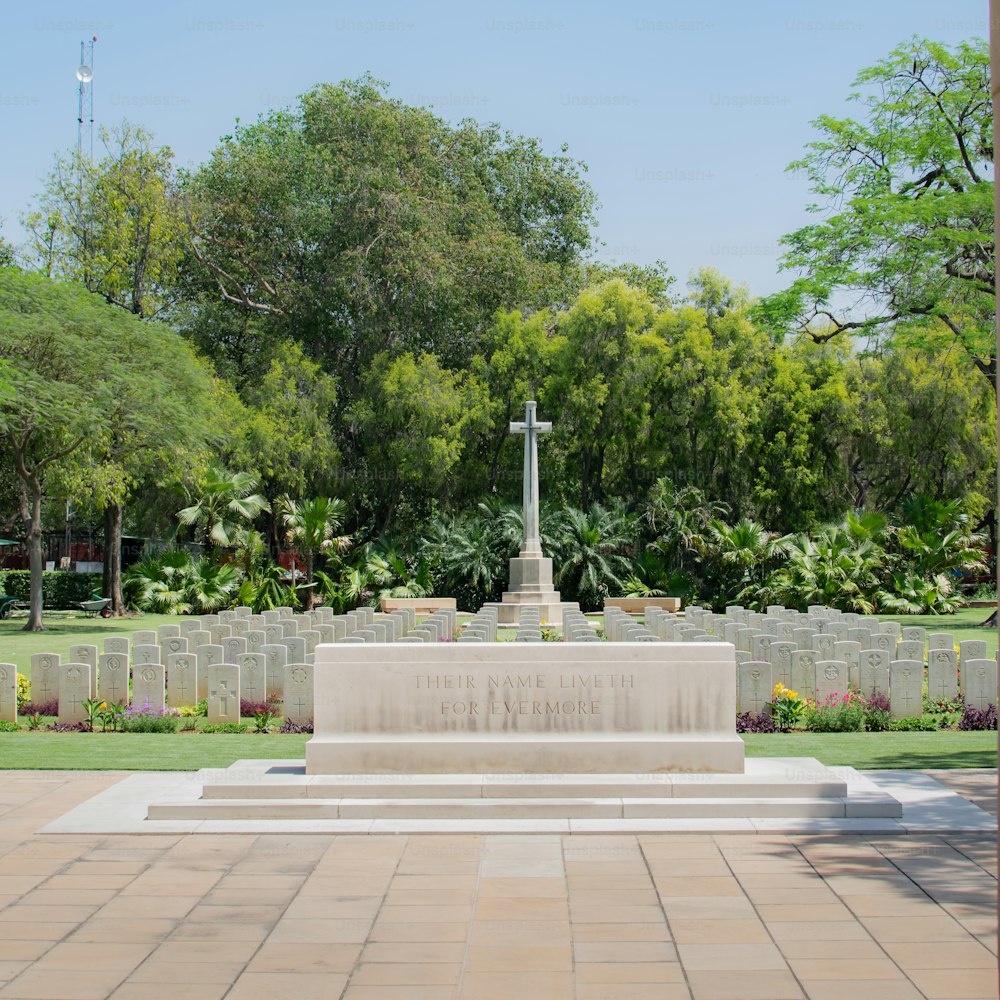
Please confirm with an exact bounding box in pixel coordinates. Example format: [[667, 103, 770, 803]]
[[889, 715, 938, 732], [201, 722, 247, 734], [802, 691, 866, 732], [121, 705, 180, 733], [0, 720, 18, 732], [1, 571, 102, 609]]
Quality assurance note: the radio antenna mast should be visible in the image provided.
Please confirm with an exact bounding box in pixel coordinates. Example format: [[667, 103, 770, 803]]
[[76, 37, 96, 159]]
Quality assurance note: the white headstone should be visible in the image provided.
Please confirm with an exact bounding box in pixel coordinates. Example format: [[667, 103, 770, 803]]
[[206, 663, 240, 724], [30, 653, 61, 706], [132, 662, 165, 713], [927, 632, 955, 651], [959, 640, 988, 664], [790, 650, 817, 699], [132, 630, 157, 646], [222, 636, 247, 662], [284, 663, 314, 724], [889, 660, 923, 718], [208, 624, 232, 644], [162, 636, 188, 659], [156, 625, 181, 641], [895, 640, 924, 662], [98, 653, 129, 705], [236, 652, 267, 706], [261, 644, 288, 701], [927, 648, 958, 701], [166, 653, 198, 707], [858, 649, 889, 699], [104, 636, 130, 656], [69, 644, 98, 699], [58, 663, 90, 725], [132, 644, 161, 666], [0, 663, 17, 722], [187, 629, 211, 650], [196, 645, 224, 701], [245, 630, 266, 654], [768, 642, 795, 689], [963, 659, 998, 711], [815, 660, 848, 702], [737, 661, 771, 715]]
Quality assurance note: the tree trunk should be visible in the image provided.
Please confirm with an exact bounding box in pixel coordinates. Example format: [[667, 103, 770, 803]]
[[103, 503, 125, 616], [24, 484, 44, 632], [304, 550, 315, 611]]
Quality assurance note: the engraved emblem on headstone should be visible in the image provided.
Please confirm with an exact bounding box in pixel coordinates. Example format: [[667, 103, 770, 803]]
[[823, 665, 838, 680]]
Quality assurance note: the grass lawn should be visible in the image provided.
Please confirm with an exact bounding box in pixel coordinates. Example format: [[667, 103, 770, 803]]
[[0, 731, 993, 771], [879, 608, 997, 656], [0, 614, 195, 678]]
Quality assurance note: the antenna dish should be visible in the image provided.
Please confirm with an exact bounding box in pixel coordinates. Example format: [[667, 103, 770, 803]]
[[76, 64, 92, 83]]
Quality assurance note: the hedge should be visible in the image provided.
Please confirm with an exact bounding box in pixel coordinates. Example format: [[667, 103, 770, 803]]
[[0, 571, 103, 608]]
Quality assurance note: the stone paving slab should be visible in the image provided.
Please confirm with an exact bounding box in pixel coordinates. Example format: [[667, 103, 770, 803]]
[[0, 771, 996, 999]]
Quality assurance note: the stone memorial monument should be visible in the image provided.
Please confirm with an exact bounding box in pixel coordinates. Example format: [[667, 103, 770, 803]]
[[484, 401, 579, 626]]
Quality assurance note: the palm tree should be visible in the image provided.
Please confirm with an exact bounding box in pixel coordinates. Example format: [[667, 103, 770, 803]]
[[177, 467, 270, 550], [276, 496, 350, 610], [703, 518, 789, 606], [550, 502, 637, 610]]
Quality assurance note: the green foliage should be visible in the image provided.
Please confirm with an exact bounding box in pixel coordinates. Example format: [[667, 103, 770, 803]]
[[177, 466, 270, 549], [889, 716, 939, 732], [1, 571, 102, 608], [769, 684, 806, 733], [802, 691, 866, 732], [122, 706, 180, 733], [0, 720, 17, 732], [276, 496, 350, 610], [24, 122, 187, 319], [81, 698, 105, 732], [549, 502, 637, 610], [123, 549, 239, 615], [758, 38, 994, 382], [15, 673, 29, 709], [201, 722, 248, 734]]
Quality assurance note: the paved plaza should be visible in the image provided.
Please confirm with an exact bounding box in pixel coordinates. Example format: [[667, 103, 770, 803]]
[[0, 770, 995, 1000]]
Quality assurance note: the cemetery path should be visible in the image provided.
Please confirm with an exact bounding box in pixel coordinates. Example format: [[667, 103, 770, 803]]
[[0, 769, 994, 1000]]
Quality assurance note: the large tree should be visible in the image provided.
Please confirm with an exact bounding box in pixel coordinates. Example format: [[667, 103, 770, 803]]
[[183, 76, 596, 387], [0, 270, 215, 629], [757, 38, 994, 385], [25, 122, 187, 319]]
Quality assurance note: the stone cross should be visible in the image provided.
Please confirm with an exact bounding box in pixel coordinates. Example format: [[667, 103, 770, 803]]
[[509, 400, 551, 557]]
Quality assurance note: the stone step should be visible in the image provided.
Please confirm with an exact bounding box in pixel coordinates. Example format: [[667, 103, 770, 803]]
[[149, 793, 900, 822], [200, 773, 849, 801]]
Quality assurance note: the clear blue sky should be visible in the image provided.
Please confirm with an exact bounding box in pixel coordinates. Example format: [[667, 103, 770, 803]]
[[3, 0, 988, 296]]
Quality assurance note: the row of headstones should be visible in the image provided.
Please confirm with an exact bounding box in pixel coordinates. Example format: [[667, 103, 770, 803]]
[[621, 602, 996, 718], [5, 604, 454, 729], [357, 609, 458, 644], [604, 608, 661, 642], [562, 609, 600, 642], [0, 656, 317, 727], [736, 652, 998, 719], [455, 607, 499, 643]]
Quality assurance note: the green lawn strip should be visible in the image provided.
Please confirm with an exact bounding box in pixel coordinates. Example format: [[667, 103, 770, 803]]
[[878, 609, 997, 656], [0, 614, 190, 678], [0, 732, 311, 770], [0, 731, 993, 772], [742, 731, 997, 769]]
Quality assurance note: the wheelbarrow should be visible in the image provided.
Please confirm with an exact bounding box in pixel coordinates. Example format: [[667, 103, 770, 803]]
[[79, 597, 112, 618], [0, 595, 27, 619]]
